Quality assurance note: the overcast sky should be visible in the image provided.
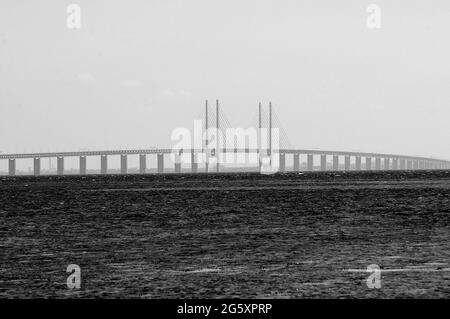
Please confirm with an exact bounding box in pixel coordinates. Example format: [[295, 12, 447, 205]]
[[1, 0, 449, 161]]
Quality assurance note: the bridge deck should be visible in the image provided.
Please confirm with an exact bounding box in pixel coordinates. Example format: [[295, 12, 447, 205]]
[[0, 149, 449, 164]]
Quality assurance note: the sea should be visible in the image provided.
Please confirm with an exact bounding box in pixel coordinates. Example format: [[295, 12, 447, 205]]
[[1, 171, 449, 298]]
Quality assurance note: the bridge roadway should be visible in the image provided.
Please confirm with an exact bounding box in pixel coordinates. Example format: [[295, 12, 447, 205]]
[[1, 148, 449, 176]]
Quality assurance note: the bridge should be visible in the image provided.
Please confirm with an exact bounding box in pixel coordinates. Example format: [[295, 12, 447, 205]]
[[1, 100, 449, 175]]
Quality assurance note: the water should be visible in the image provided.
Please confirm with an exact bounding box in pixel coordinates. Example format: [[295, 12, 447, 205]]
[[0, 171, 449, 298]]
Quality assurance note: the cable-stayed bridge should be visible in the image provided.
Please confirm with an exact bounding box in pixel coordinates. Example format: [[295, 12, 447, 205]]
[[1, 100, 449, 176]]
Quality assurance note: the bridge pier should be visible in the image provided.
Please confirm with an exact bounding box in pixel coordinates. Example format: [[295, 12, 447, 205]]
[[8, 159, 16, 176], [293, 154, 300, 171], [384, 158, 390, 170], [174, 155, 181, 173], [375, 158, 381, 170], [157, 154, 164, 173], [139, 155, 146, 174], [101, 155, 108, 174], [333, 156, 339, 171], [392, 158, 398, 170], [400, 159, 406, 170], [413, 160, 419, 170], [307, 155, 313, 171], [191, 152, 198, 173], [365, 157, 372, 170], [407, 160, 413, 170], [320, 155, 326, 171], [57, 157, 64, 175], [343, 156, 350, 171], [79, 156, 87, 175], [355, 156, 361, 170], [120, 155, 127, 174], [33, 158, 41, 176], [279, 153, 286, 172], [418, 161, 424, 170]]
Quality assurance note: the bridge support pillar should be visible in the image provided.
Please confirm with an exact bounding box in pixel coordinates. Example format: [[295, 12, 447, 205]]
[[307, 155, 313, 171], [120, 155, 127, 174], [384, 158, 390, 170], [293, 154, 300, 171], [8, 159, 16, 176], [157, 154, 164, 173], [355, 157, 361, 170], [79, 156, 87, 175], [174, 155, 181, 173], [400, 159, 406, 170], [191, 152, 198, 173], [320, 155, 326, 171], [344, 156, 350, 171], [332, 156, 339, 171], [413, 160, 419, 170], [365, 157, 372, 170], [407, 160, 413, 170], [100, 155, 108, 174], [139, 155, 146, 174], [57, 157, 64, 175], [375, 158, 381, 170], [279, 153, 285, 172], [418, 161, 424, 170], [33, 158, 41, 176], [392, 158, 398, 170]]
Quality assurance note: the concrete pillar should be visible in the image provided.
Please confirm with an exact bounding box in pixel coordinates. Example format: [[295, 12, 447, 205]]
[[407, 160, 413, 170], [33, 158, 41, 176], [307, 154, 313, 171], [365, 157, 372, 170], [120, 155, 127, 174], [333, 155, 339, 171], [191, 152, 198, 173], [139, 155, 146, 174], [400, 159, 406, 170], [293, 154, 300, 172], [79, 156, 87, 175], [279, 153, 286, 172], [8, 159, 16, 176], [57, 157, 64, 175], [384, 158, 390, 170], [375, 158, 381, 170], [175, 155, 181, 174], [157, 154, 164, 173], [320, 155, 327, 171], [355, 156, 362, 170], [392, 158, 398, 170], [344, 156, 350, 171], [413, 160, 419, 170], [100, 155, 108, 174]]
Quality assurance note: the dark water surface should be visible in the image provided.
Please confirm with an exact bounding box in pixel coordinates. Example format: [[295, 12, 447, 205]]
[[1, 171, 449, 298]]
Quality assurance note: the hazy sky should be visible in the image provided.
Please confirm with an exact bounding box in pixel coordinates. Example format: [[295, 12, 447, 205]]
[[1, 0, 449, 160]]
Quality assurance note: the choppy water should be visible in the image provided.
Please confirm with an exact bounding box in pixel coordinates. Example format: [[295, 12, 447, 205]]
[[1, 171, 449, 298]]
